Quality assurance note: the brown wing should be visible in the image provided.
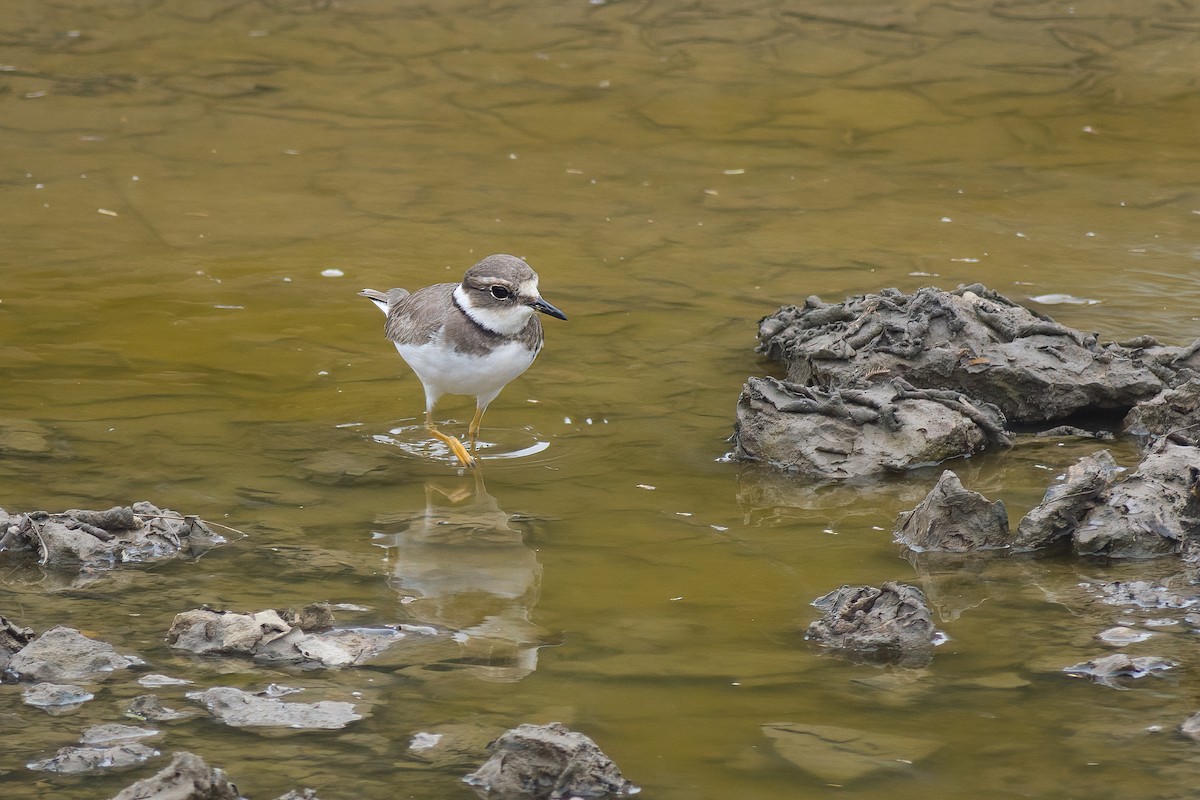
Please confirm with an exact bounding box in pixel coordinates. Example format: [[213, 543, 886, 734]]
[[384, 282, 457, 346]]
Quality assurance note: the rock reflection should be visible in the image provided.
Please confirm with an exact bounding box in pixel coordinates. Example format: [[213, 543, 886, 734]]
[[371, 472, 547, 682]]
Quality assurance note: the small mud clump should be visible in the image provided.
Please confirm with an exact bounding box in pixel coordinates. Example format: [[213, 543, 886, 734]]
[[463, 722, 639, 799], [806, 582, 941, 666]]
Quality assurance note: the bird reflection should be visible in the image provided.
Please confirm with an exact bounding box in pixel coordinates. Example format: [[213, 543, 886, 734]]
[[371, 471, 547, 682]]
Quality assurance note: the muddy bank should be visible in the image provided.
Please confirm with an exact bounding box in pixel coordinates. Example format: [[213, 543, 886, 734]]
[[733, 376, 1008, 478], [735, 284, 1200, 478], [0, 502, 227, 569], [754, 285, 1195, 424], [739, 284, 1200, 766]]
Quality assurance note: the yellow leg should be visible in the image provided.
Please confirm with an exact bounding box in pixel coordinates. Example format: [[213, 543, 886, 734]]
[[425, 410, 475, 469], [467, 406, 486, 454]]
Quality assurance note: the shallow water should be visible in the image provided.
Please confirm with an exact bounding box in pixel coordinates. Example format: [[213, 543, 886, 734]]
[[3, 1, 1200, 798]]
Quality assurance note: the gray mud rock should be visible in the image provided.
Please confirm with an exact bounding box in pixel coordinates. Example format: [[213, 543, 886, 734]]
[[894, 470, 1010, 551], [7, 626, 142, 682], [1062, 653, 1175, 687], [1073, 442, 1200, 557], [1016, 443, 1200, 557], [1013, 450, 1120, 551], [1041, 443, 1200, 556], [756, 285, 1178, 423], [806, 582, 939, 665], [188, 686, 362, 729], [1124, 376, 1200, 447], [733, 376, 1008, 479], [463, 722, 638, 800], [166, 604, 408, 668], [0, 616, 35, 670], [108, 751, 239, 800], [1035, 425, 1115, 441], [0, 501, 225, 568]]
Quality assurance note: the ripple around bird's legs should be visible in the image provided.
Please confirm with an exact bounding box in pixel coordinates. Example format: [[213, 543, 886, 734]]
[[372, 424, 552, 465]]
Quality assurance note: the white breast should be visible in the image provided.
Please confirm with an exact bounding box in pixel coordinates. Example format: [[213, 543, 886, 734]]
[[395, 339, 540, 407]]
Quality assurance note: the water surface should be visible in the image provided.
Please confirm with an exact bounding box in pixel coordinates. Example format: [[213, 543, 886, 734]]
[[3, 1, 1200, 798]]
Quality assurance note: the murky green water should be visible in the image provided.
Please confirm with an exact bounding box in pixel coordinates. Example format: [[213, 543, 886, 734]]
[[4, 1, 1200, 798]]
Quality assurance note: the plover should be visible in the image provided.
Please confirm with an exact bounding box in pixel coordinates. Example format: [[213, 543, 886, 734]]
[[360, 254, 567, 468]]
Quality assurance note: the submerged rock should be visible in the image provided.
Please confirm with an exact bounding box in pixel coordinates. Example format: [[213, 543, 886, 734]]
[[762, 721, 942, 784], [1095, 626, 1153, 647], [137, 673, 193, 688], [732, 376, 1008, 478], [805, 582, 940, 665], [188, 686, 363, 729], [463, 722, 639, 799], [894, 470, 1010, 552], [1181, 712, 1200, 741], [0, 501, 225, 569], [29, 742, 159, 774], [126, 694, 197, 722], [755, 285, 1178, 424], [0, 418, 55, 455], [7, 626, 142, 682], [23, 682, 94, 709], [166, 604, 409, 668], [80, 723, 160, 745], [406, 723, 497, 770], [108, 751, 239, 800], [1091, 580, 1197, 609]]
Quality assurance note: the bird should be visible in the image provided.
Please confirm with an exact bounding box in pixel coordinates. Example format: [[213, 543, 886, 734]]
[[359, 254, 567, 468]]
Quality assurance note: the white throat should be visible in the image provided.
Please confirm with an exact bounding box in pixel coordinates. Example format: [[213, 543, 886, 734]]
[[454, 284, 534, 335]]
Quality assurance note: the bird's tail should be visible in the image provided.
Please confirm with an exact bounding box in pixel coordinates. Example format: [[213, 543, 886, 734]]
[[359, 287, 410, 315]]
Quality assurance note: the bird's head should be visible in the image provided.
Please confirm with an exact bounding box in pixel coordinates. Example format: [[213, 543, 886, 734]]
[[457, 255, 567, 334]]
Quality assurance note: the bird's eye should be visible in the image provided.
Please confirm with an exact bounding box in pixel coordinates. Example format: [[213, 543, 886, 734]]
[[490, 286, 511, 300]]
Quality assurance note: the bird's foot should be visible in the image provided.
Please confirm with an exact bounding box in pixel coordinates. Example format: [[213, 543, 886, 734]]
[[445, 434, 477, 469], [425, 424, 478, 469]]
